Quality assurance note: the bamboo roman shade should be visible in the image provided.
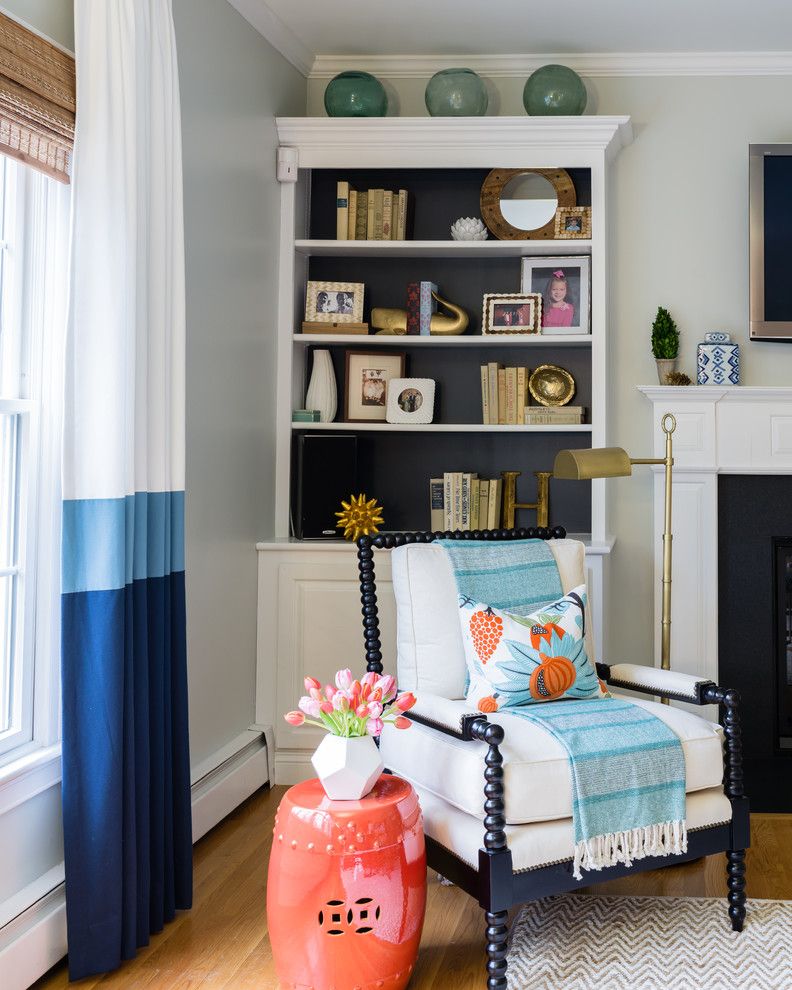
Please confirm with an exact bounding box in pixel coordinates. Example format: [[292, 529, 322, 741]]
[[0, 13, 75, 182]]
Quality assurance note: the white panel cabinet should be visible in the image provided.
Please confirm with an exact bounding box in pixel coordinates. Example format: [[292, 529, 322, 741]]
[[256, 543, 395, 784]]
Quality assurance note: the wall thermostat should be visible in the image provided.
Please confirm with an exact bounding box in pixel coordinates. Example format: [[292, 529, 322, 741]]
[[277, 146, 298, 182]]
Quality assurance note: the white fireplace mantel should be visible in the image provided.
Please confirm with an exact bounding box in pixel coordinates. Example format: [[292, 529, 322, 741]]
[[639, 385, 792, 699], [639, 385, 792, 474]]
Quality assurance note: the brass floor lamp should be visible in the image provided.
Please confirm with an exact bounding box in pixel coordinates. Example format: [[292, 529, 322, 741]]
[[553, 413, 677, 694]]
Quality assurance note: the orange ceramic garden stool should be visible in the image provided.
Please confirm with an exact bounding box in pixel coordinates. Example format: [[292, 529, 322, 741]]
[[267, 775, 426, 990]]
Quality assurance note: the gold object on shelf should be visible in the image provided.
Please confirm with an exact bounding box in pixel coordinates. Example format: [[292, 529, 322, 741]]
[[370, 309, 407, 335], [371, 292, 469, 336], [501, 470, 552, 529], [428, 292, 469, 336], [529, 365, 576, 406], [335, 493, 385, 542], [554, 413, 677, 699]]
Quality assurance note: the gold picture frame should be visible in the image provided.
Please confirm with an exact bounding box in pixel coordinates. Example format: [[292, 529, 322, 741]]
[[554, 207, 591, 239], [305, 280, 365, 323], [482, 293, 542, 335]]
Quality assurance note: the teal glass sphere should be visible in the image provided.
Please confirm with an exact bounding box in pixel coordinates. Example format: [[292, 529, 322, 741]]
[[523, 64, 587, 116], [324, 71, 388, 117], [425, 68, 488, 116]]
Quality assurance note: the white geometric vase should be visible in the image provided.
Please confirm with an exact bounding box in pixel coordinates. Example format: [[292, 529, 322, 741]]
[[305, 349, 337, 423], [311, 734, 384, 800]]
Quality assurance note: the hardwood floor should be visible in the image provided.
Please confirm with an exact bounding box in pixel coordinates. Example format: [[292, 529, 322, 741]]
[[33, 786, 792, 990]]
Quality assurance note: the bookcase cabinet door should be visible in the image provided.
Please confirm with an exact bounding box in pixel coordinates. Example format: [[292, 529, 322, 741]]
[[256, 546, 396, 784]]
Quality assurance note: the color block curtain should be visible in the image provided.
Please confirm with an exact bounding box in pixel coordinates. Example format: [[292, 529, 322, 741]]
[[61, 0, 191, 979]]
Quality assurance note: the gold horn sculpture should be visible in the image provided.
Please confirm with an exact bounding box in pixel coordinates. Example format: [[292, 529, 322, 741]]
[[371, 291, 469, 336]]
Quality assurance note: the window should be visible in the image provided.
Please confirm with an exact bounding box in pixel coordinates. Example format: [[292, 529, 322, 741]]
[[0, 155, 69, 765]]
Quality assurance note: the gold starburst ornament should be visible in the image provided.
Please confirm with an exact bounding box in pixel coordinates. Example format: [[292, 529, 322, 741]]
[[335, 493, 384, 541]]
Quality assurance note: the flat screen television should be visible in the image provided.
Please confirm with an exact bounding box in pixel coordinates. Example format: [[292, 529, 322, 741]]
[[750, 143, 792, 341]]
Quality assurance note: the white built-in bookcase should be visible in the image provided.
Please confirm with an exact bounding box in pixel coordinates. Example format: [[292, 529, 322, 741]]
[[258, 116, 632, 781], [272, 116, 632, 542]]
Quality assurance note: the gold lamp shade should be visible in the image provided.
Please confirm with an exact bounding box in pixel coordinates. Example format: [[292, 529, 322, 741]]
[[553, 446, 633, 480]]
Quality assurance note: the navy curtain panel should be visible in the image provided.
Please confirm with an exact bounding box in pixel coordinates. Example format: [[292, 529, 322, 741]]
[[63, 0, 191, 978], [61, 495, 192, 979]]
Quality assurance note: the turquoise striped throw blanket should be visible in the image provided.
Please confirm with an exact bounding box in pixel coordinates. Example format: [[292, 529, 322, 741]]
[[509, 697, 687, 879], [437, 539, 688, 879], [436, 538, 563, 615]]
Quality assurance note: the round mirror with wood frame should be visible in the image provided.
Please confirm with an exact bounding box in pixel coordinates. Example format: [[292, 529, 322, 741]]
[[480, 167, 577, 240]]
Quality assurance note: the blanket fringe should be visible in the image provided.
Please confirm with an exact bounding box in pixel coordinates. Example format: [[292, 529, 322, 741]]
[[572, 820, 688, 881]]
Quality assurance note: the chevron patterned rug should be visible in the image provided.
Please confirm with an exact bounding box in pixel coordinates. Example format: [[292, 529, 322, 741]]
[[508, 894, 791, 989]]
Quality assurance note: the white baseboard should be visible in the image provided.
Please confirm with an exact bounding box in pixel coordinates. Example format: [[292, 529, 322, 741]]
[[0, 727, 272, 990], [191, 729, 270, 842], [273, 748, 315, 785], [0, 886, 66, 990]]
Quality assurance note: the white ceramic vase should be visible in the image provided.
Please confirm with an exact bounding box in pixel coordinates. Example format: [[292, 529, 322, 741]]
[[305, 349, 337, 423], [311, 734, 384, 800]]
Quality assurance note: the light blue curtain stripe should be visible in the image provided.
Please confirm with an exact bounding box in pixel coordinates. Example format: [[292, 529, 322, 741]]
[[62, 491, 185, 594]]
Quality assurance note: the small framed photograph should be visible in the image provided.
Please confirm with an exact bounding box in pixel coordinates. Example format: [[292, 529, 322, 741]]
[[482, 293, 542, 335], [386, 378, 435, 425], [344, 350, 406, 422], [520, 256, 591, 336], [305, 280, 364, 323], [554, 206, 591, 239]]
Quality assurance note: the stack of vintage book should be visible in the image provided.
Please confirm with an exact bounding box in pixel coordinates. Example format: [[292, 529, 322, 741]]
[[430, 473, 504, 531], [523, 405, 585, 425], [336, 181, 410, 240], [480, 364, 530, 425], [480, 364, 585, 425]]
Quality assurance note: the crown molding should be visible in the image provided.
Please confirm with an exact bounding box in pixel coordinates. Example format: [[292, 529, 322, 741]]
[[225, 0, 313, 76], [275, 116, 633, 168], [310, 51, 792, 79]]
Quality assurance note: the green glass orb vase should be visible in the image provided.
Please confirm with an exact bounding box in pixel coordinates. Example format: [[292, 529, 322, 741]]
[[425, 68, 488, 116], [523, 64, 587, 116], [324, 71, 388, 117]]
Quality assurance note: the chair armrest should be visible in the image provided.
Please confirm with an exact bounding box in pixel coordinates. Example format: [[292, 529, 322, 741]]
[[598, 662, 716, 705], [406, 694, 496, 741]]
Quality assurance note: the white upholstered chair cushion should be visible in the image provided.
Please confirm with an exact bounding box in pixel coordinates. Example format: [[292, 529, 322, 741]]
[[379, 693, 725, 826], [391, 538, 595, 699], [412, 783, 732, 872]]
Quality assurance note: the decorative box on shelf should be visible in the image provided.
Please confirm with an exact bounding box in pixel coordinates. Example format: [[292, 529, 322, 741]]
[[697, 332, 740, 385]]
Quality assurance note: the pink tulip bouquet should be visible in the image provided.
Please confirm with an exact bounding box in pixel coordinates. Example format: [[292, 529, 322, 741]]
[[284, 668, 416, 738]]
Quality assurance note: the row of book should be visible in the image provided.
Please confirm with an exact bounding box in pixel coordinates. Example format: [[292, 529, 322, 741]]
[[336, 182, 409, 240], [479, 363, 585, 425], [430, 473, 504, 532]]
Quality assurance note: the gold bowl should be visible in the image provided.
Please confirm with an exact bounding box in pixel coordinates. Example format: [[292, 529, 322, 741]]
[[528, 365, 576, 406]]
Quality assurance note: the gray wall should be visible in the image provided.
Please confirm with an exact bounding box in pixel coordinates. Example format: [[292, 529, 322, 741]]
[[308, 71, 792, 666], [0, 0, 305, 945], [174, 0, 305, 767]]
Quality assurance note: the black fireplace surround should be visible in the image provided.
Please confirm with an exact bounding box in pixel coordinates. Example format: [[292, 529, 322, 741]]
[[719, 475, 792, 811]]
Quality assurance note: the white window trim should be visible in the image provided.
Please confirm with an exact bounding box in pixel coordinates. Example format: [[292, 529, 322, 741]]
[[0, 158, 69, 790]]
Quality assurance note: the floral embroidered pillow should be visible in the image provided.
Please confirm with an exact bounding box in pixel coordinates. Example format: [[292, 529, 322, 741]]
[[458, 586, 607, 713]]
